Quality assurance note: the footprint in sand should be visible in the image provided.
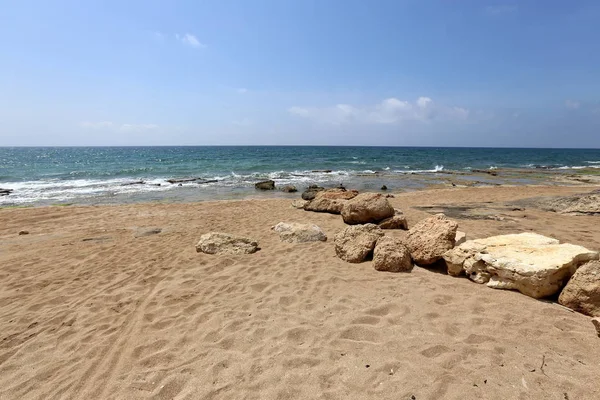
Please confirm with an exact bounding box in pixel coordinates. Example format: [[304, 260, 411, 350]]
[[421, 344, 452, 358]]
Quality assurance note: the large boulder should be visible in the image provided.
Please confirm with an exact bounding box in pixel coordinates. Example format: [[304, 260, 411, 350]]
[[304, 188, 359, 214], [405, 214, 458, 265], [341, 193, 395, 225], [255, 180, 275, 190], [304, 197, 347, 214], [272, 222, 327, 243], [373, 237, 413, 272], [334, 224, 384, 263], [443, 233, 599, 299], [196, 232, 259, 255], [558, 260, 600, 316], [301, 185, 325, 201]]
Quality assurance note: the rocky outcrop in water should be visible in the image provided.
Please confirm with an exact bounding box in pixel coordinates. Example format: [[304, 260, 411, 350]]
[[255, 180, 275, 190]]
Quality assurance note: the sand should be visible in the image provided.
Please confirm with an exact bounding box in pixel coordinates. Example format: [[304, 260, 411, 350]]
[[1, 185, 599, 399]]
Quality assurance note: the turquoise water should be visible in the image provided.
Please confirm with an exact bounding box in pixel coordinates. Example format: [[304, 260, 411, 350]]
[[1, 146, 599, 205]]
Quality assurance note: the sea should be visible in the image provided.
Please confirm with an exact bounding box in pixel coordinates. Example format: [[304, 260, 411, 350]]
[[1, 146, 600, 206]]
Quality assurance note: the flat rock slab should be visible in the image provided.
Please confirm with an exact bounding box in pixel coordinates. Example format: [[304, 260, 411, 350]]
[[443, 232, 599, 299], [272, 222, 327, 243], [196, 232, 259, 255]]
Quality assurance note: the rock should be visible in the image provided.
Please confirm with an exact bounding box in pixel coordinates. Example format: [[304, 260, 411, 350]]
[[405, 214, 458, 265], [281, 185, 297, 193], [318, 188, 358, 200], [134, 227, 162, 238], [304, 189, 359, 214], [291, 199, 309, 209], [255, 180, 275, 190], [196, 232, 259, 255], [18, 230, 29, 235], [381, 185, 388, 191], [167, 177, 201, 184], [373, 236, 412, 272], [304, 197, 348, 214], [341, 193, 395, 225], [443, 233, 599, 299], [272, 222, 327, 243], [558, 260, 600, 316], [592, 318, 600, 337], [301, 185, 325, 200], [378, 214, 408, 230], [334, 224, 384, 263], [455, 231, 467, 246], [0, 188, 13, 196], [312, 170, 332, 173], [121, 180, 145, 186]]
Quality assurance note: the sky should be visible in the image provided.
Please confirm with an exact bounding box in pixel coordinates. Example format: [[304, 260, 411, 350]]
[[1, 0, 599, 147]]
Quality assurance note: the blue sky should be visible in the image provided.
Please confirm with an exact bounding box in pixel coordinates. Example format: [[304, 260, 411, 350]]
[[1, 0, 599, 147]]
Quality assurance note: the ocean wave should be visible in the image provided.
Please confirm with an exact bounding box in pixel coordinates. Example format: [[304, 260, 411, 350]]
[[586, 161, 600, 164], [392, 165, 444, 174]]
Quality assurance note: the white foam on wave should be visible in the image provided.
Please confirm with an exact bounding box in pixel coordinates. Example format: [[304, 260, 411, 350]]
[[392, 165, 444, 174], [586, 161, 600, 164]]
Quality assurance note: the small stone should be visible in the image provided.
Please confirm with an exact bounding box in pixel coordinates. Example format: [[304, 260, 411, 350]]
[[381, 185, 388, 191], [18, 230, 29, 235], [281, 185, 297, 193], [455, 231, 467, 246]]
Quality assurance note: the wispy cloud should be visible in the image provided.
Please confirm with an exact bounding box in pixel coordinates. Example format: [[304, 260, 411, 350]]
[[565, 99, 580, 109], [484, 5, 517, 16], [176, 33, 206, 48], [81, 122, 159, 131], [288, 97, 469, 125]]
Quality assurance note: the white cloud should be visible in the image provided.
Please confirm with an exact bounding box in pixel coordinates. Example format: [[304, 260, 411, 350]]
[[565, 99, 580, 109], [288, 97, 469, 125], [176, 33, 206, 48], [80, 121, 113, 129]]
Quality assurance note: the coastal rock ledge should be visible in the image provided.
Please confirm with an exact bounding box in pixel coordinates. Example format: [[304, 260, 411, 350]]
[[443, 233, 599, 299], [196, 232, 259, 255]]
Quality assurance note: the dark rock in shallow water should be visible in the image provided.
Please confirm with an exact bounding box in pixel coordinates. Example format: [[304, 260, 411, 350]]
[[281, 185, 297, 193], [302, 185, 325, 200], [255, 180, 275, 190], [312, 170, 332, 173], [381, 185, 388, 191], [167, 177, 201, 184], [0, 188, 13, 196], [121, 180, 145, 186]]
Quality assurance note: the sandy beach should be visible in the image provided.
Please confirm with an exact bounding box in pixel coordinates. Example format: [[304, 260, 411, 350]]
[[1, 185, 599, 400]]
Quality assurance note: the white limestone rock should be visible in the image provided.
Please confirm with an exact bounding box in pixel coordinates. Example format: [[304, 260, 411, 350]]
[[443, 232, 599, 299]]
